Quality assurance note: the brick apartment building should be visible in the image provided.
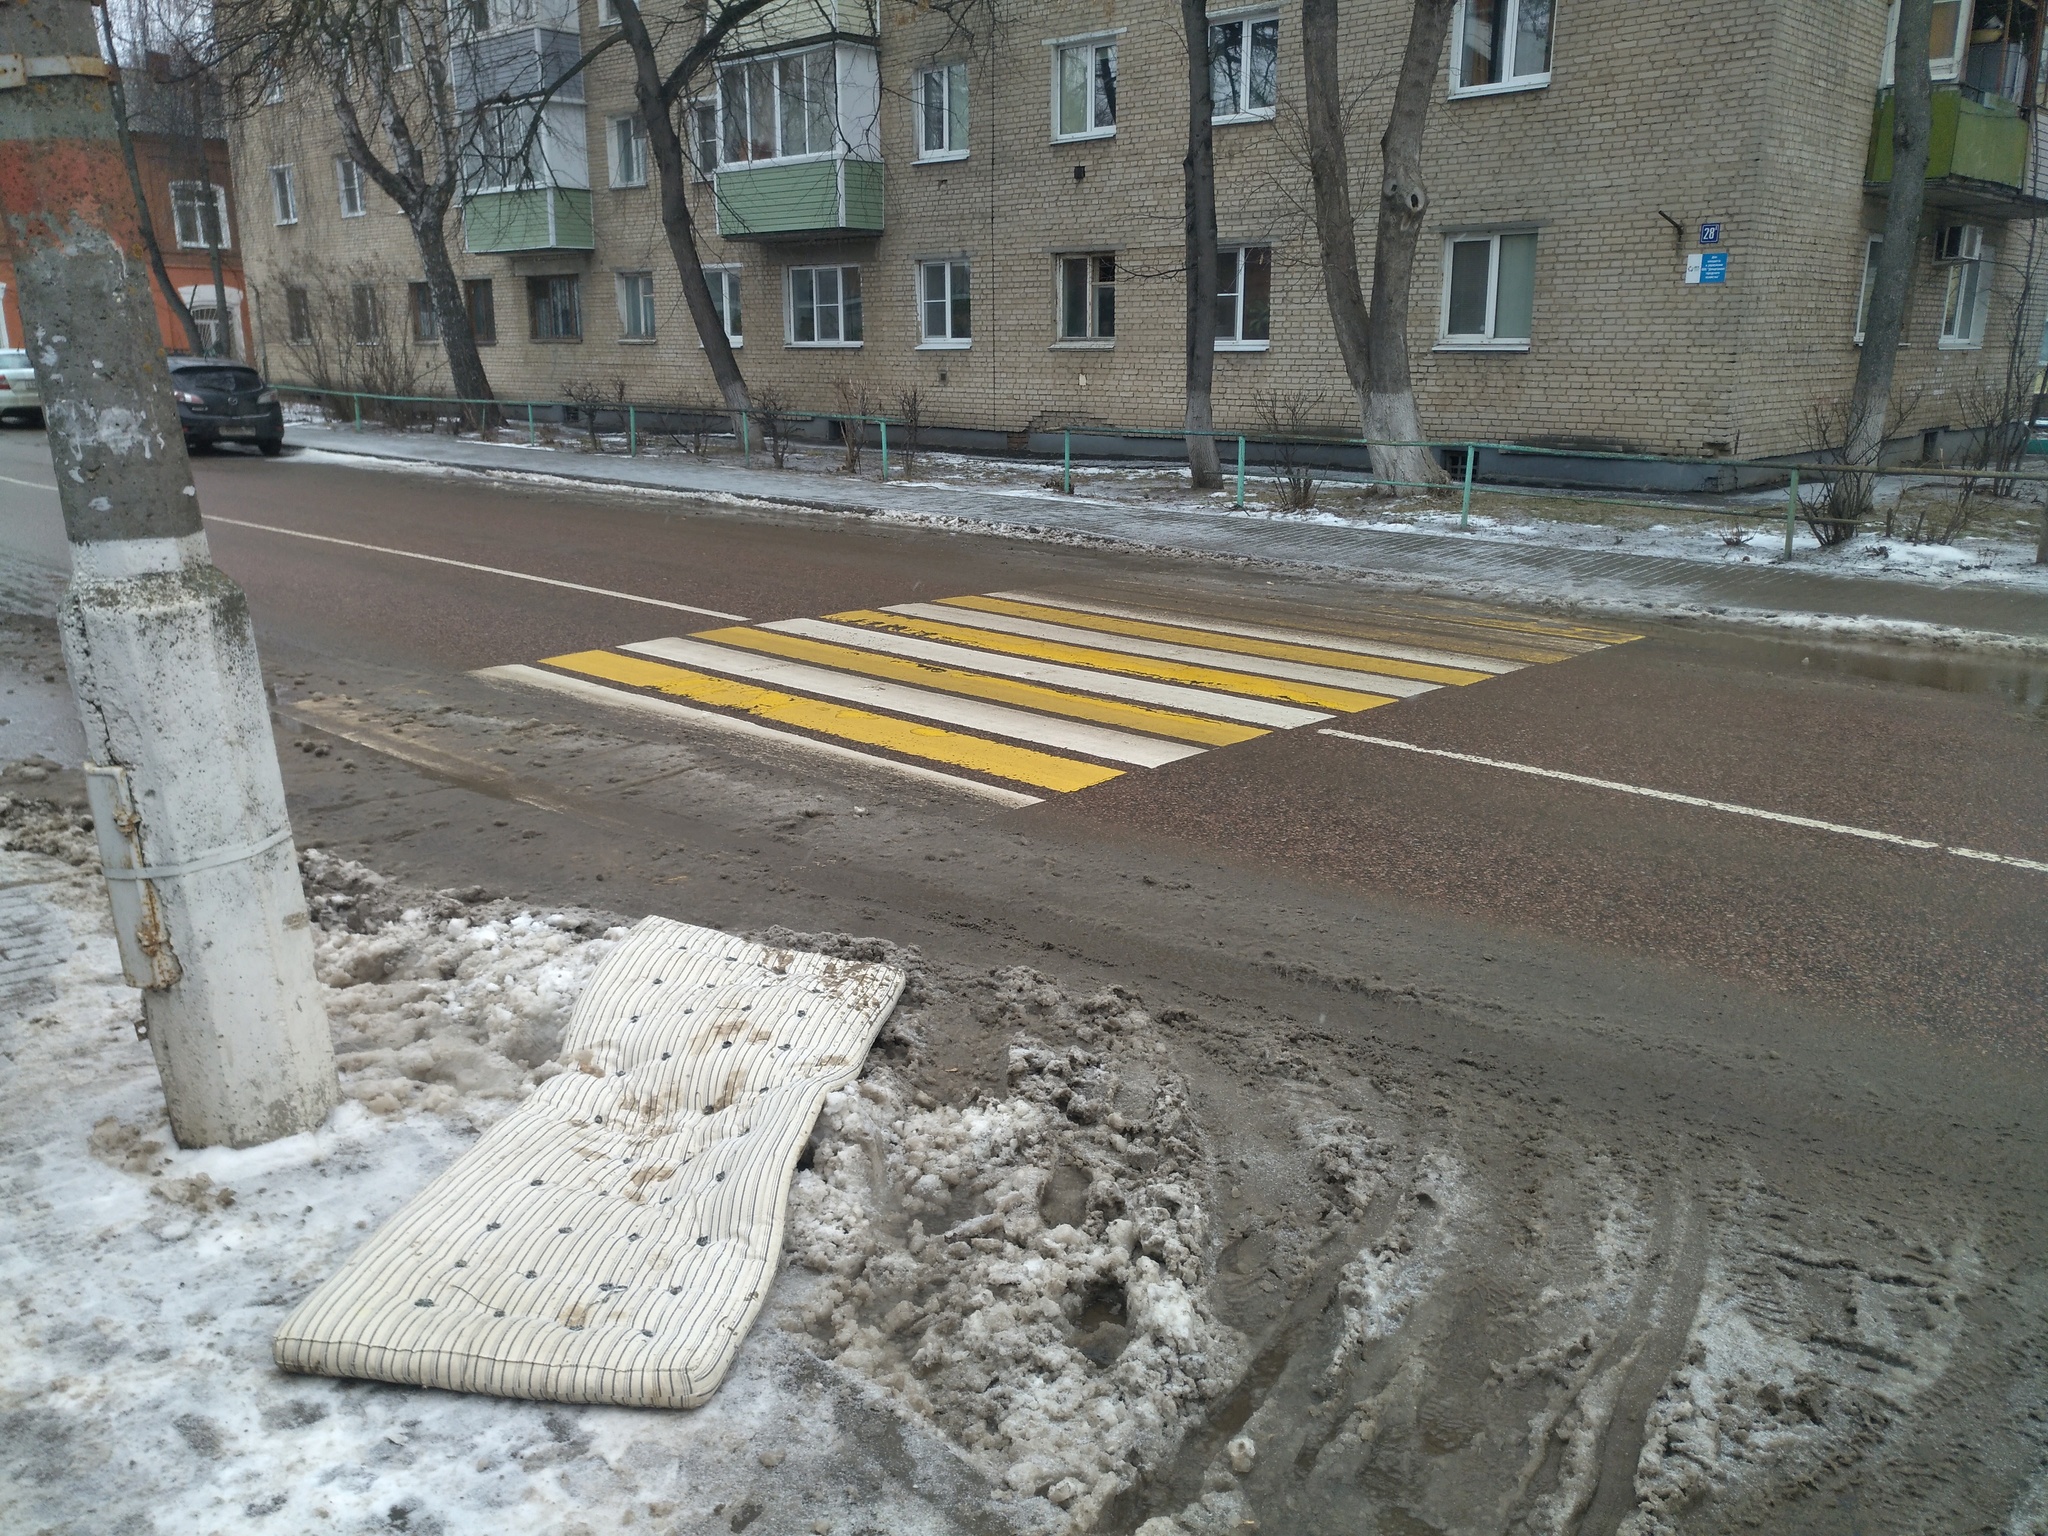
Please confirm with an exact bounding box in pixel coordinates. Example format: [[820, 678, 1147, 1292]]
[[229, 0, 2048, 478], [3, 54, 254, 361]]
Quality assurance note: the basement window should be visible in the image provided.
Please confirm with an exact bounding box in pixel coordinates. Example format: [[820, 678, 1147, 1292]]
[[1438, 230, 1536, 348], [1450, 0, 1554, 96]]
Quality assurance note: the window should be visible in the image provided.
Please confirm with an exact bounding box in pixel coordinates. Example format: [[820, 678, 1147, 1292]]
[[170, 182, 229, 249], [1452, 0, 1553, 94], [466, 278, 496, 344], [262, 65, 284, 105], [609, 115, 648, 187], [617, 271, 657, 340], [1217, 246, 1272, 347], [409, 281, 439, 342], [269, 164, 298, 226], [1057, 253, 1115, 341], [1053, 38, 1116, 139], [918, 259, 971, 346], [689, 101, 718, 178], [1439, 231, 1536, 347], [528, 274, 582, 340], [1855, 236, 1884, 342], [706, 266, 743, 345], [349, 283, 381, 343], [1885, 0, 1971, 85], [336, 157, 366, 217], [285, 284, 313, 343], [719, 45, 835, 165], [1937, 224, 1990, 347], [386, 12, 411, 71], [1210, 13, 1278, 120], [788, 264, 861, 345], [597, 0, 617, 24], [917, 63, 969, 159]]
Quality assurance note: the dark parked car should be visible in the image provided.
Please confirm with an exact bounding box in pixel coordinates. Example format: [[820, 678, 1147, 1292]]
[[168, 355, 284, 456]]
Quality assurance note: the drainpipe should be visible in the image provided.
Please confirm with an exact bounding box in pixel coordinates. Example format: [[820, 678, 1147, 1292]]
[[0, 0, 339, 1148]]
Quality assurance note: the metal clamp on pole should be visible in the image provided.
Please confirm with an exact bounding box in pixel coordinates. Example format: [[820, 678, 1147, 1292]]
[[0, 54, 115, 90]]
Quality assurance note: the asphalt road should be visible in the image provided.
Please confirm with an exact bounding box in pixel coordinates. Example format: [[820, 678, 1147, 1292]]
[[6, 427, 2047, 1532]]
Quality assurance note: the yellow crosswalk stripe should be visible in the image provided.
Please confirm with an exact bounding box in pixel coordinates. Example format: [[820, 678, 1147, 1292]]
[[825, 609, 1400, 715], [690, 626, 1266, 747], [539, 650, 1122, 793], [938, 594, 1494, 686]]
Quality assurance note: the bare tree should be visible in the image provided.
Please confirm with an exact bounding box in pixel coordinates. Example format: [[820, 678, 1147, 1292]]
[[97, 4, 206, 355], [1181, 0, 1221, 488], [609, 0, 780, 429], [1837, 0, 1934, 535], [1302, 0, 1454, 490]]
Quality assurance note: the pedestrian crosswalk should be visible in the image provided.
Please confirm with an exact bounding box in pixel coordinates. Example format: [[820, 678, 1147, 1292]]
[[482, 590, 1638, 805]]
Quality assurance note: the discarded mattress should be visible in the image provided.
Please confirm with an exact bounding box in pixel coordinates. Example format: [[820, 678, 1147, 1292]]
[[274, 916, 903, 1408]]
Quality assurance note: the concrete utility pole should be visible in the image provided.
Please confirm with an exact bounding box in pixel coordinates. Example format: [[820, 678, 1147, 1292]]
[[0, 0, 337, 1147]]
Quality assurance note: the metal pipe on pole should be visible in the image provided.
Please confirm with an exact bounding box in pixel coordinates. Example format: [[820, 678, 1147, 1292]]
[[0, 0, 338, 1148]]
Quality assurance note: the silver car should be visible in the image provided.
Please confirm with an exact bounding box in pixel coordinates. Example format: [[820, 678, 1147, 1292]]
[[0, 348, 40, 425]]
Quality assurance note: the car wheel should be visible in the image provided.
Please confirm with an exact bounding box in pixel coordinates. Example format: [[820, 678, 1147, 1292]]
[[258, 436, 284, 458]]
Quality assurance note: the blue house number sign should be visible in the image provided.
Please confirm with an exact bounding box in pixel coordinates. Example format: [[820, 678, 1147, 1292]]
[[1700, 222, 1723, 244]]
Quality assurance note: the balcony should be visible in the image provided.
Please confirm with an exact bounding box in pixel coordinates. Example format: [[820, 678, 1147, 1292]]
[[710, 39, 883, 239], [1866, 85, 2048, 220], [455, 27, 583, 112], [463, 186, 592, 253], [714, 158, 883, 240]]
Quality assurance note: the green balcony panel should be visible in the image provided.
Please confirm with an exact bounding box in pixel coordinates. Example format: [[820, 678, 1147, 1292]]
[[1867, 85, 2029, 189], [715, 158, 885, 240], [464, 188, 595, 254]]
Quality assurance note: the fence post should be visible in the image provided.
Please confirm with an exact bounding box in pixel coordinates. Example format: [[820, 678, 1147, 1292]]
[[628, 404, 637, 457], [526, 402, 535, 448], [741, 409, 750, 467], [1063, 430, 1071, 495], [352, 392, 362, 433], [1459, 445, 1475, 530], [1785, 466, 1799, 561], [1235, 435, 1246, 509], [878, 417, 888, 483]]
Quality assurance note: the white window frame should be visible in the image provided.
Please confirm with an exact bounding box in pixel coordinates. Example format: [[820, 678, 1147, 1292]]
[[608, 114, 648, 187], [1854, 235, 1883, 343], [704, 265, 743, 347], [1049, 33, 1119, 143], [269, 164, 298, 226], [718, 44, 840, 168], [786, 263, 862, 347], [917, 258, 971, 348], [1437, 229, 1536, 350], [915, 62, 969, 161], [1448, 0, 1554, 98], [336, 156, 366, 217], [1055, 252, 1116, 345], [596, 0, 618, 25], [262, 65, 284, 105], [169, 181, 230, 250], [348, 282, 382, 345], [616, 270, 657, 341], [1937, 224, 1992, 348], [1216, 244, 1272, 350], [386, 12, 412, 71], [1209, 9, 1279, 123], [688, 101, 718, 179], [1883, 0, 1973, 86]]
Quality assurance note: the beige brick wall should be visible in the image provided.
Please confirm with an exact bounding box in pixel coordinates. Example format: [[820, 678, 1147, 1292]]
[[231, 0, 2048, 463]]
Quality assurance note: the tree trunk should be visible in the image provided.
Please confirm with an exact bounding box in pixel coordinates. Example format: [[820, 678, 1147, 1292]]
[[1839, 0, 1934, 538], [1363, 0, 1458, 490], [1302, 0, 1372, 407], [1181, 0, 1221, 489], [98, 5, 204, 355], [413, 209, 496, 431], [615, 0, 753, 432]]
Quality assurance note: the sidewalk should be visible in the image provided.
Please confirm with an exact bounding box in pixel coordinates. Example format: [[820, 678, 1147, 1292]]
[[288, 421, 2048, 644]]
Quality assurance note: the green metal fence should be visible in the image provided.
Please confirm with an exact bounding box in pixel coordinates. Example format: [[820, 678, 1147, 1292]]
[[274, 383, 2048, 564]]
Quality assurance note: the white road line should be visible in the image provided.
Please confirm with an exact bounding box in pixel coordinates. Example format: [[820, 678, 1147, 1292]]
[[1320, 729, 2048, 874], [884, 602, 1439, 697], [992, 590, 1526, 673], [206, 516, 748, 621], [476, 664, 1042, 809], [0, 473, 58, 492], [767, 618, 1330, 729], [621, 636, 1203, 768]]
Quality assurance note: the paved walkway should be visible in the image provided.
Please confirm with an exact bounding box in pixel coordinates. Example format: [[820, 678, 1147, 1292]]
[[173, 423, 2048, 639]]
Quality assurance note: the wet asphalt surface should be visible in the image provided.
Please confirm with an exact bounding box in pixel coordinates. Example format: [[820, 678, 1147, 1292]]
[[176, 448, 2048, 1056]]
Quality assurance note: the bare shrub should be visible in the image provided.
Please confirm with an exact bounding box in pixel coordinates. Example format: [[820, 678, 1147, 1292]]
[[562, 378, 627, 453], [276, 262, 437, 425], [894, 388, 924, 478], [1255, 389, 1324, 511], [835, 381, 871, 474], [752, 390, 794, 469]]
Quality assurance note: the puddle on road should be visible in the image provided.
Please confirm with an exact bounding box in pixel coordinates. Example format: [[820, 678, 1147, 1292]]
[[1753, 637, 2048, 719]]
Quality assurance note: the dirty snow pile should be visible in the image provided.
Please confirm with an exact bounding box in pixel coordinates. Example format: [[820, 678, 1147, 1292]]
[[781, 966, 1244, 1533]]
